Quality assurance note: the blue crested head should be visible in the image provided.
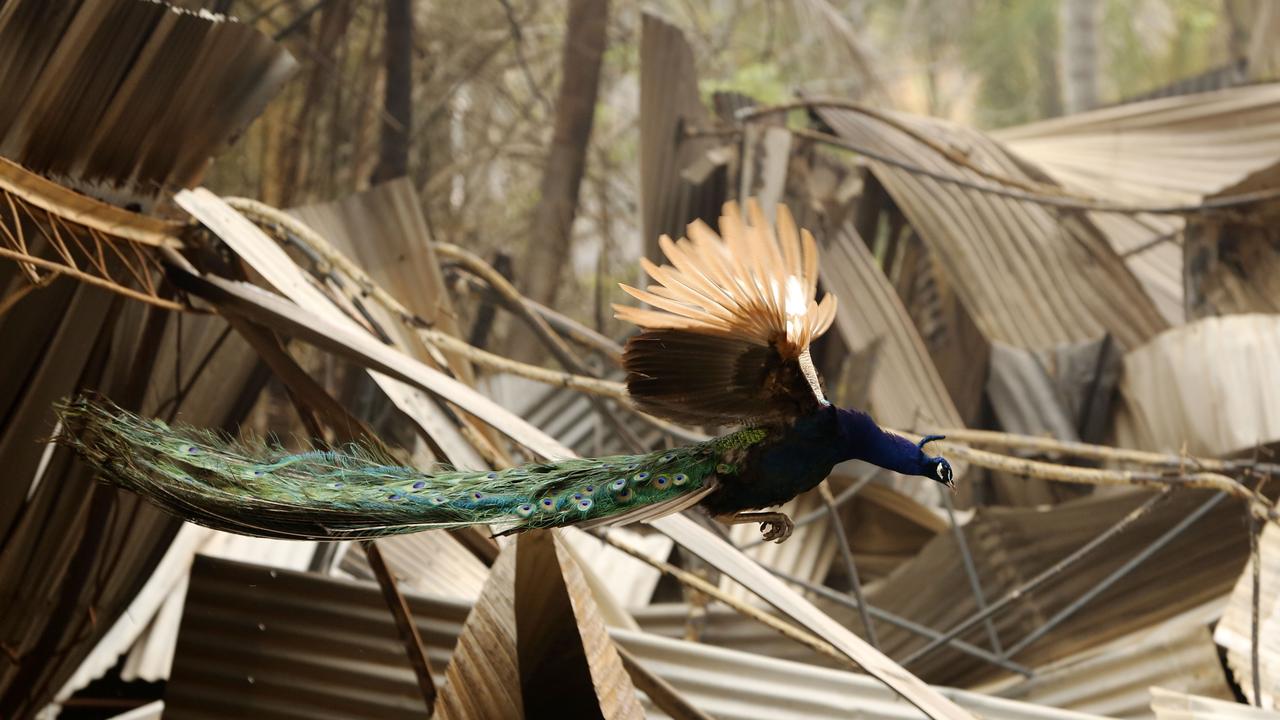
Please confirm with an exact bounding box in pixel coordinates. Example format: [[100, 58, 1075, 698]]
[[916, 434, 954, 488], [833, 407, 954, 487]]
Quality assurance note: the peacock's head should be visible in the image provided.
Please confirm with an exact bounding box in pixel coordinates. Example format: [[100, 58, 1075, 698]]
[[917, 435, 954, 488]]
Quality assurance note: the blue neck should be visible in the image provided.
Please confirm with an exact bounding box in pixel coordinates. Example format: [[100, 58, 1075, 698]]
[[833, 407, 928, 476]]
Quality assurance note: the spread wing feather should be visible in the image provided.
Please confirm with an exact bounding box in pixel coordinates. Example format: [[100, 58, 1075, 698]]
[[615, 200, 838, 426]]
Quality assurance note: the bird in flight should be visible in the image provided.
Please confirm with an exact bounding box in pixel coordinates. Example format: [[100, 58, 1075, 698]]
[[57, 200, 953, 543]]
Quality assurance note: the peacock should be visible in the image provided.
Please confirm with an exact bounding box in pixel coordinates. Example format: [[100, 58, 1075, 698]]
[[55, 200, 953, 543]]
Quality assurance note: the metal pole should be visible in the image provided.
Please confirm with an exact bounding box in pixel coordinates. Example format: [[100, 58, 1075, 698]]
[[768, 568, 1034, 677], [821, 483, 879, 649], [938, 486, 1002, 654]]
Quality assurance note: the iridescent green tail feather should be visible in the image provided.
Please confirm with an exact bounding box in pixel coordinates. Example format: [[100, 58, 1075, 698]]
[[53, 395, 757, 541]]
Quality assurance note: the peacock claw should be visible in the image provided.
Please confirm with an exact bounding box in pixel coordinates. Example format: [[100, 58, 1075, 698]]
[[760, 515, 794, 543], [717, 511, 795, 544]]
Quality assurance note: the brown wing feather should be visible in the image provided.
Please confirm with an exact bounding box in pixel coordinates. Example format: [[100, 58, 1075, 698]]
[[615, 200, 836, 425], [623, 329, 824, 426]]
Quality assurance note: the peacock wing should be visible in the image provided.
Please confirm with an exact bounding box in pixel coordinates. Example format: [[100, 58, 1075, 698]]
[[615, 200, 837, 426]]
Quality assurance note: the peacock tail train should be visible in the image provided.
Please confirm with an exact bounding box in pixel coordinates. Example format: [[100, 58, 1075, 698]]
[[53, 395, 766, 541]]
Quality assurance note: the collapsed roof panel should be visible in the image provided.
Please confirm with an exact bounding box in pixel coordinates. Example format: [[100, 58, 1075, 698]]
[[814, 105, 1169, 352], [639, 13, 729, 262], [995, 85, 1280, 206], [1114, 314, 1280, 456], [998, 83, 1280, 327], [990, 602, 1231, 719], [167, 554, 1108, 720], [863, 487, 1248, 688], [0, 0, 296, 204]]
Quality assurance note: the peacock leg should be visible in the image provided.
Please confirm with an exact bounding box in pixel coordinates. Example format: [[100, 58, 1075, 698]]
[[715, 511, 794, 544]]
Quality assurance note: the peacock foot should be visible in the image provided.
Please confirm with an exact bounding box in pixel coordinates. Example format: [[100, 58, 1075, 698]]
[[717, 511, 795, 544]]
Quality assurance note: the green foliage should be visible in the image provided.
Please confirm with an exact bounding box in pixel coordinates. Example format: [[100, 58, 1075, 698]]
[[960, 0, 1061, 128], [1104, 0, 1227, 100]]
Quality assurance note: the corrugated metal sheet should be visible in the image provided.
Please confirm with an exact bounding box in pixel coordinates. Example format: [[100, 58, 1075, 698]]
[[822, 223, 963, 433], [486, 373, 657, 456], [340, 531, 489, 602], [1113, 315, 1280, 456], [722, 492, 839, 603], [54, 525, 316, 701], [0, 283, 262, 717], [0, 3, 291, 713], [560, 529, 672, 610], [168, 555, 462, 719], [434, 531, 644, 719], [995, 85, 1280, 206], [289, 179, 474, 384], [168, 555, 1108, 720], [119, 532, 316, 684], [634, 603, 840, 668], [990, 602, 1232, 719], [619, 630, 1104, 720], [1215, 522, 1280, 711], [986, 338, 1120, 444], [984, 337, 1121, 506], [0, 0, 295, 205], [1150, 688, 1280, 720], [815, 105, 1168, 352], [862, 488, 1249, 687], [997, 84, 1280, 328], [174, 188, 502, 467], [1085, 212, 1184, 326], [639, 12, 729, 263]]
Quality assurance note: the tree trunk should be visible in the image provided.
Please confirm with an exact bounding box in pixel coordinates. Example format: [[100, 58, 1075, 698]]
[[521, 0, 609, 310], [1059, 0, 1100, 114], [371, 0, 413, 184]]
